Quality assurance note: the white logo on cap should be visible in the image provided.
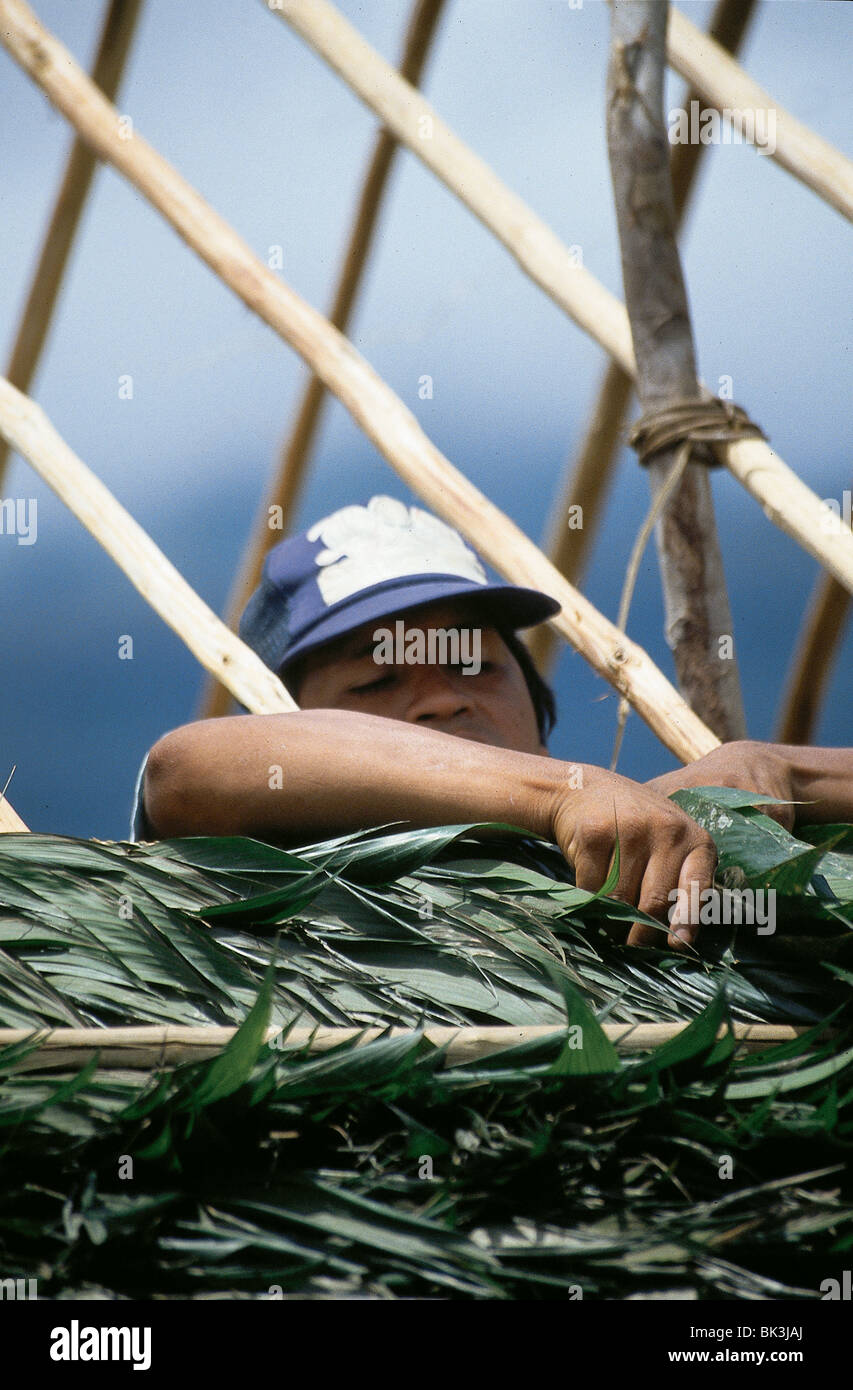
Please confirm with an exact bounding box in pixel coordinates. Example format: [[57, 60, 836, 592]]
[[306, 496, 487, 607]]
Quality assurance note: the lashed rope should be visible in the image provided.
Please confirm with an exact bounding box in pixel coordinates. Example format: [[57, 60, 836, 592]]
[[628, 398, 766, 468]]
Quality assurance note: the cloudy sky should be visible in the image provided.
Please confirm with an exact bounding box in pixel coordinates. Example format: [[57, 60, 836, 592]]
[[1, 0, 850, 838]]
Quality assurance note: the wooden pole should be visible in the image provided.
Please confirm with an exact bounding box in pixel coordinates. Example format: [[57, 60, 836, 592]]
[[0, 0, 144, 488], [0, 0, 724, 761], [0, 379, 299, 716], [254, 0, 853, 598], [529, 362, 633, 672], [607, 1, 746, 741], [776, 570, 852, 744], [668, 5, 853, 226], [0, 1021, 812, 1072], [201, 0, 447, 721], [0, 794, 28, 832], [529, 0, 757, 674]]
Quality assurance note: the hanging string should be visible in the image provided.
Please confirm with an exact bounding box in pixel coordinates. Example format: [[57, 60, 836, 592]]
[[609, 397, 766, 770]]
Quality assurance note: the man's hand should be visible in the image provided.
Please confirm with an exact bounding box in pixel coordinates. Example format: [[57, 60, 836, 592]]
[[645, 740, 797, 831], [548, 765, 718, 950]]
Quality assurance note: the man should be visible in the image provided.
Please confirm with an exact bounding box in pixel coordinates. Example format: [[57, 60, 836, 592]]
[[134, 495, 853, 951]]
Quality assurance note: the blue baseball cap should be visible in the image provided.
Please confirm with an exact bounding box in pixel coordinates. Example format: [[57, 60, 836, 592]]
[[238, 495, 561, 677]]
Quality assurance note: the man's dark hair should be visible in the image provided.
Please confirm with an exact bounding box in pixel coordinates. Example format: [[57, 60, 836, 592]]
[[500, 627, 557, 745]]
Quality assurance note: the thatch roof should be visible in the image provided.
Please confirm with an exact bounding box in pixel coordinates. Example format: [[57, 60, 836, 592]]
[[1, 789, 852, 1299]]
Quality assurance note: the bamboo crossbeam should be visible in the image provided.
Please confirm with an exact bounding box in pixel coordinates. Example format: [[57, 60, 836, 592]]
[[0, 379, 298, 717], [529, 361, 632, 672], [668, 6, 853, 226], [266, 0, 634, 374], [0, 795, 28, 832], [0, 0, 144, 488], [0, 0, 721, 761], [201, 0, 447, 722], [776, 570, 852, 744], [0, 1021, 811, 1072], [529, 0, 756, 674], [258, 0, 853, 600]]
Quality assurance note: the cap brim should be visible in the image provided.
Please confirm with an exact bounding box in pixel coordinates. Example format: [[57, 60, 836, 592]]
[[278, 576, 561, 674]]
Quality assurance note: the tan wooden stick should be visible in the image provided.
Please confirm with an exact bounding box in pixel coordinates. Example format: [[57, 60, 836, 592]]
[[0, 0, 144, 487], [0, 1021, 810, 1071], [266, 0, 634, 372], [776, 569, 852, 744], [0, 379, 298, 716], [260, 0, 853, 599], [668, 5, 853, 226], [529, 0, 757, 674], [201, 0, 447, 721], [528, 361, 632, 671], [0, 794, 28, 832], [0, 0, 720, 761]]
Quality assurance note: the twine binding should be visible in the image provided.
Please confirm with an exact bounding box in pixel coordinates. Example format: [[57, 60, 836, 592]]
[[628, 398, 767, 467]]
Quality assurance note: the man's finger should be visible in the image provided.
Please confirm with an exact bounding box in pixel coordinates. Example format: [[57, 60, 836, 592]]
[[626, 917, 669, 948], [669, 844, 718, 950], [630, 867, 682, 947], [573, 844, 615, 896]]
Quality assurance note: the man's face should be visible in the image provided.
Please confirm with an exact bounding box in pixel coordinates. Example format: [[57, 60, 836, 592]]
[[290, 599, 546, 756]]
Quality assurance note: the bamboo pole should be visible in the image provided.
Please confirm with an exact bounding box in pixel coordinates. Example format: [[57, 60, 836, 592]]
[[0, 0, 144, 488], [668, 5, 853, 226], [529, 0, 756, 673], [262, 0, 632, 376], [255, 0, 853, 599], [0, 0, 723, 762], [776, 570, 852, 744], [0, 1021, 812, 1072], [0, 795, 28, 832], [0, 379, 298, 716], [606, 0, 746, 742], [201, 0, 447, 722], [529, 362, 632, 672]]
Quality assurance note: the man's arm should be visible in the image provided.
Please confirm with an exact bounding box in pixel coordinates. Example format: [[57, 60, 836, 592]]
[[646, 741, 853, 829], [785, 745, 853, 823], [143, 709, 717, 949]]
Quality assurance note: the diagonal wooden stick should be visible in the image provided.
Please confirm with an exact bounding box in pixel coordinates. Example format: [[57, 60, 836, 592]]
[[201, 0, 447, 722], [0, 787, 28, 832], [0, 378, 298, 718], [776, 569, 852, 744], [257, 0, 853, 598], [0, 0, 144, 488], [0, 0, 721, 760], [0, 1021, 812, 1072], [668, 5, 853, 226]]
